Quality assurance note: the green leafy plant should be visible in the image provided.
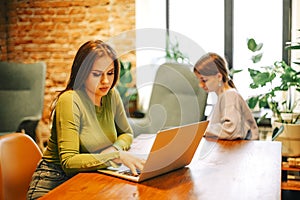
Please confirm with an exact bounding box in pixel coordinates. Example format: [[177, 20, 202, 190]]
[[116, 61, 137, 115], [246, 38, 300, 124], [165, 35, 189, 64]]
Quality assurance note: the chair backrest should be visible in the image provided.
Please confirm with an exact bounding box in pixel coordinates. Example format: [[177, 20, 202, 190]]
[[0, 62, 46, 135], [145, 62, 207, 133], [0, 132, 42, 200]]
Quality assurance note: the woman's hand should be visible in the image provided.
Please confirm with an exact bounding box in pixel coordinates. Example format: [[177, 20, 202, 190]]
[[100, 146, 145, 176], [113, 151, 146, 176]]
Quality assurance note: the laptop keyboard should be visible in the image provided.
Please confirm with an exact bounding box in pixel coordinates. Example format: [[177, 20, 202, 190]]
[[118, 169, 141, 177]]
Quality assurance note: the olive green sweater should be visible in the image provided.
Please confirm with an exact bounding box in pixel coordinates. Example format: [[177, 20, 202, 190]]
[[43, 89, 133, 176]]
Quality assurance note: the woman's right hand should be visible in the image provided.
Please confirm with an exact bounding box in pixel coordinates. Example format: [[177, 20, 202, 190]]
[[113, 151, 146, 176]]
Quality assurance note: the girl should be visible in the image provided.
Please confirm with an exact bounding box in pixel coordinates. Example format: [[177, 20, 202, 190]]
[[193, 52, 258, 140]]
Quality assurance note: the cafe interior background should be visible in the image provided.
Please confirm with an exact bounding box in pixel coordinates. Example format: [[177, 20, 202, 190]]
[[1, 0, 300, 141]]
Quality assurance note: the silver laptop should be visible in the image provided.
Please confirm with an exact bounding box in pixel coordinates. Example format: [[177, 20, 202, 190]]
[[98, 120, 209, 182]]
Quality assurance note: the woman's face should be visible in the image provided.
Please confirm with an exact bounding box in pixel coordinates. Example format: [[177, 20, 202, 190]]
[[194, 72, 221, 93], [85, 56, 115, 101]]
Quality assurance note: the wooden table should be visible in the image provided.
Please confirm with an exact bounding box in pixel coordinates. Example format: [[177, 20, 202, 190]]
[[40, 136, 282, 200]]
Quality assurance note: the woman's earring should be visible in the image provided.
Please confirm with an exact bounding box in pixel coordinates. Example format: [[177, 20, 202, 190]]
[[218, 81, 222, 87]]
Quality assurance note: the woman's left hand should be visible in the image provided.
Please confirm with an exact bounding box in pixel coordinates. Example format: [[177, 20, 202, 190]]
[[100, 146, 145, 175], [113, 151, 146, 176]]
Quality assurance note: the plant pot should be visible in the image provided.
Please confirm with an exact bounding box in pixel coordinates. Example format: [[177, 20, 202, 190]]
[[273, 121, 300, 157], [280, 113, 300, 123], [128, 98, 137, 117]]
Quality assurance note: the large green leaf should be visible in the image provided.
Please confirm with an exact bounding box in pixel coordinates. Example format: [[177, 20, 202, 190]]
[[255, 43, 263, 51], [258, 95, 269, 108], [247, 96, 259, 109], [119, 70, 132, 84], [248, 68, 275, 88], [293, 61, 300, 65], [247, 38, 263, 52], [251, 53, 263, 63], [247, 38, 257, 52], [119, 61, 132, 84], [285, 44, 300, 50]]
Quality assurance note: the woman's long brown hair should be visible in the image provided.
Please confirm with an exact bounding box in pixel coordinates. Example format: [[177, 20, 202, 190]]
[[49, 40, 120, 119]]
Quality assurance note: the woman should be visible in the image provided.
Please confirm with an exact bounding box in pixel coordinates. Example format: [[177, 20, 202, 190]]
[[27, 40, 145, 199], [193, 52, 258, 140]]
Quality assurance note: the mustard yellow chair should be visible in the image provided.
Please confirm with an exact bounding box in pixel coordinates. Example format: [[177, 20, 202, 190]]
[[0, 132, 42, 200]]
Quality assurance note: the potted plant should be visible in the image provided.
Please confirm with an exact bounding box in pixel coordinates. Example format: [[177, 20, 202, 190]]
[[165, 34, 190, 64], [246, 37, 300, 156], [116, 60, 138, 117]]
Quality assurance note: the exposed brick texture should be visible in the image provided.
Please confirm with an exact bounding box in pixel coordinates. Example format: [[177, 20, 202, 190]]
[[0, 0, 136, 135]]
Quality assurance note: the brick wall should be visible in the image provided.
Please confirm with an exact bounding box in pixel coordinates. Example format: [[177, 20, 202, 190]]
[[0, 0, 7, 61], [0, 0, 136, 133]]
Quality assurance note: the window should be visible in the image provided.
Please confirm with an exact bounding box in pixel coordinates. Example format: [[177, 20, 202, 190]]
[[232, 0, 283, 99], [169, 0, 224, 56], [136, 0, 224, 112], [291, 0, 300, 112], [292, 0, 300, 67], [136, 0, 290, 113], [169, 0, 224, 115]]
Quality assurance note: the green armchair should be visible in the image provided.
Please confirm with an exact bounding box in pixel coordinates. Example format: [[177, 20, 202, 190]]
[[128, 62, 207, 137], [0, 61, 46, 141]]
